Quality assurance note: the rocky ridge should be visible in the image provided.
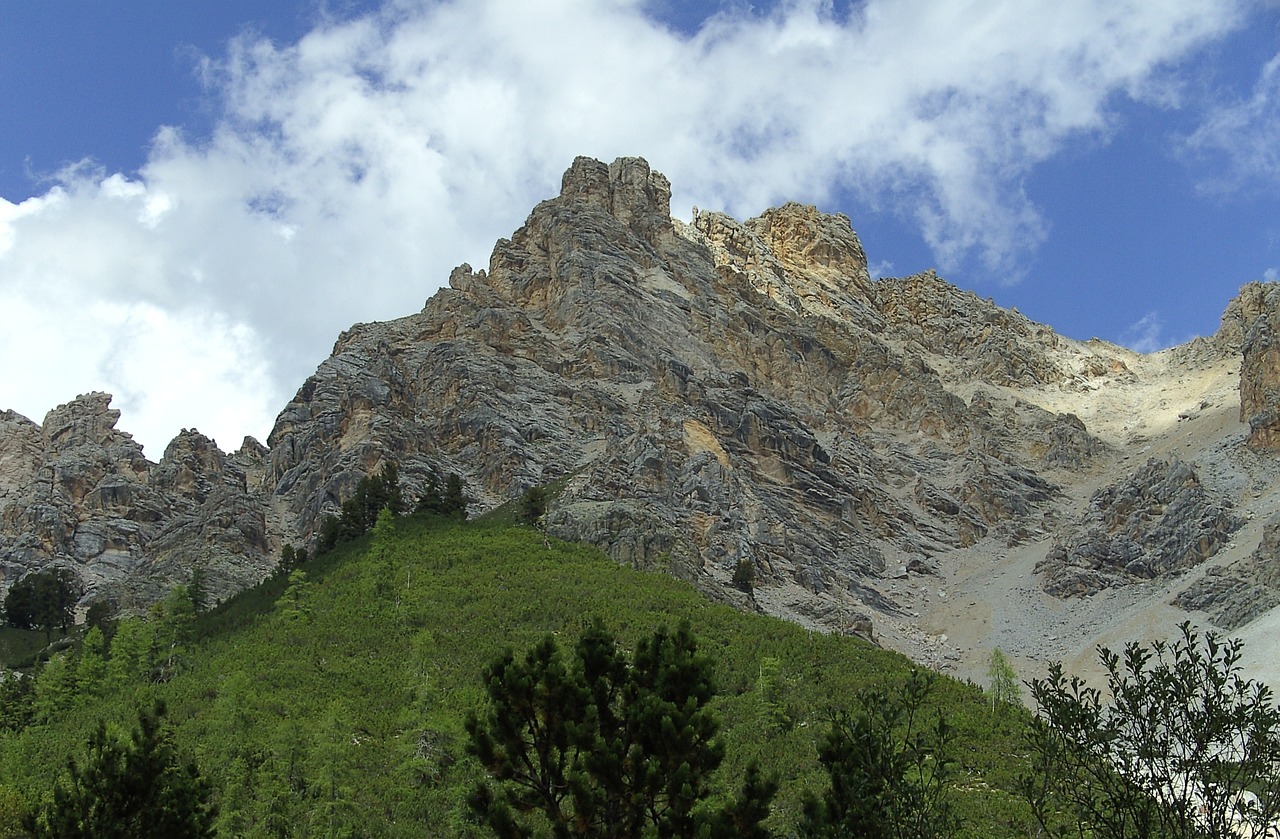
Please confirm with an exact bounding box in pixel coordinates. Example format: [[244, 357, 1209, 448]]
[[4, 156, 1280, 686]]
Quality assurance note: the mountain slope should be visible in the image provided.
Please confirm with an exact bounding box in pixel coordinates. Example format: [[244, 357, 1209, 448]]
[[0, 517, 1034, 837]]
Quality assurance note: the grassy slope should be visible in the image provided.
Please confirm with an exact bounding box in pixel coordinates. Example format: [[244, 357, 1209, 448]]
[[0, 515, 1035, 837]]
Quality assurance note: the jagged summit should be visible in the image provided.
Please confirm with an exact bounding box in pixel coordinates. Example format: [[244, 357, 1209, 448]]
[[5, 156, 1280, 683]]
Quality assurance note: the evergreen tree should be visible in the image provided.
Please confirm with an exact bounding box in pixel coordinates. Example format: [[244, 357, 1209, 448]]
[[317, 514, 343, 554], [32, 653, 78, 723], [29, 700, 216, 838], [279, 570, 312, 623], [74, 626, 108, 696], [83, 600, 116, 644], [151, 586, 196, 681], [415, 473, 444, 516], [105, 618, 157, 688], [442, 473, 469, 519], [4, 569, 82, 643], [467, 619, 774, 837], [317, 462, 405, 553], [799, 670, 956, 839], [0, 673, 34, 733], [188, 566, 207, 614], [519, 486, 548, 526]]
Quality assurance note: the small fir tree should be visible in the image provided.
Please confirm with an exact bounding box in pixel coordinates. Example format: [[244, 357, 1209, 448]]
[[29, 700, 216, 838]]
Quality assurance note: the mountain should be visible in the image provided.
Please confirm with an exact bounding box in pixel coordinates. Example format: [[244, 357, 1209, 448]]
[[4, 155, 1280, 684]]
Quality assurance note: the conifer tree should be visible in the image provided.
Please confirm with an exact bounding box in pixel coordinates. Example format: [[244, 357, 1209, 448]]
[[74, 626, 108, 696], [467, 619, 774, 837], [799, 670, 956, 839], [442, 473, 468, 519], [317, 462, 405, 553], [29, 701, 216, 838], [4, 569, 81, 643], [105, 618, 157, 688]]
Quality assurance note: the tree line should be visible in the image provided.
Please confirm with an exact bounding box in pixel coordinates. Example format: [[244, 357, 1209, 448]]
[[17, 614, 1280, 838]]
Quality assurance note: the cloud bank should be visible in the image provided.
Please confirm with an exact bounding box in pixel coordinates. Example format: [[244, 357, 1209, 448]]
[[0, 0, 1248, 454]]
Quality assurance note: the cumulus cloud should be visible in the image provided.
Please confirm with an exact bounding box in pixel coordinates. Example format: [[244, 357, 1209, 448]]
[[0, 0, 1248, 453]]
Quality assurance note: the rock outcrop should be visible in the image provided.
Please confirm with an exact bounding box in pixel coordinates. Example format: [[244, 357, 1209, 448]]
[[1174, 512, 1280, 630], [1232, 282, 1280, 450], [0, 394, 272, 612], [253, 156, 1100, 626], [1037, 458, 1241, 597]]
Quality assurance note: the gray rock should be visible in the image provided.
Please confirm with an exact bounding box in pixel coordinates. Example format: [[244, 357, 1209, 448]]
[[1038, 458, 1242, 597]]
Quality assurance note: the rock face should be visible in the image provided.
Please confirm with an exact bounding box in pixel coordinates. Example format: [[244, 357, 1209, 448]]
[[5, 156, 1280, 660], [1174, 513, 1280, 630], [255, 156, 1101, 628], [1232, 283, 1280, 450], [1037, 458, 1242, 597], [0, 394, 272, 612]]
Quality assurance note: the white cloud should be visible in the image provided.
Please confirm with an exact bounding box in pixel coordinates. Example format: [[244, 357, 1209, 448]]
[[1121, 311, 1169, 354], [1265, 267, 1278, 282], [0, 0, 1249, 453], [1186, 52, 1280, 192]]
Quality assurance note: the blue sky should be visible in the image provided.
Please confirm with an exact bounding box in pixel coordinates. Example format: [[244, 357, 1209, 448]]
[[1, 0, 1279, 455]]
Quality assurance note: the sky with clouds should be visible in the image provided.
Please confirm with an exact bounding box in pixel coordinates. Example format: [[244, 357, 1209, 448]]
[[1, 0, 1279, 456]]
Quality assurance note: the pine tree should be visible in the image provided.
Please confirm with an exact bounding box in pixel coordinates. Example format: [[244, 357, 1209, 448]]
[[467, 619, 774, 836], [442, 473, 468, 519], [74, 626, 108, 696], [799, 670, 956, 839], [4, 569, 82, 643], [519, 486, 548, 525], [29, 701, 216, 838], [317, 463, 405, 553]]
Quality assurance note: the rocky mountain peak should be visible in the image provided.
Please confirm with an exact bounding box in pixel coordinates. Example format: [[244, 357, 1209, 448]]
[[559, 155, 674, 238], [1227, 281, 1280, 449], [0, 395, 270, 612], [8, 157, 1280, 686], [40, 392, 142, 456], [686, 203, 883, 331]]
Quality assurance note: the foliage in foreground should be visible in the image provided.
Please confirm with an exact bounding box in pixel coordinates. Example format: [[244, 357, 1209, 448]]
[[1024, 622, 1280, 839], [467, 619, 776, 837], [799, 669, 956, 839], [28, 701, 216, 839]]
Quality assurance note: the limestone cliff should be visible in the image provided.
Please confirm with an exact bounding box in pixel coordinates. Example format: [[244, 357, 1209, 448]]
[[6, 156, 1280, 678], [0, 394, 271, 612], [252, 156, 1104, 632]]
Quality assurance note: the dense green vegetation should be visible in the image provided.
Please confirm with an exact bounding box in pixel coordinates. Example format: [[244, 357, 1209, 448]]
[[3, 570, 80, 645], [0, 512, 1040, 836]]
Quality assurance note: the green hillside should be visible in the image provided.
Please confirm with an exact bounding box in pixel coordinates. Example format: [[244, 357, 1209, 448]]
[[0, 514, 1035, 836]]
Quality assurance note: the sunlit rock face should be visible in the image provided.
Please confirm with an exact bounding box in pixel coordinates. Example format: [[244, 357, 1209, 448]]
[[0, 393, 271, 612], [4, 156, 1276, 666]]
